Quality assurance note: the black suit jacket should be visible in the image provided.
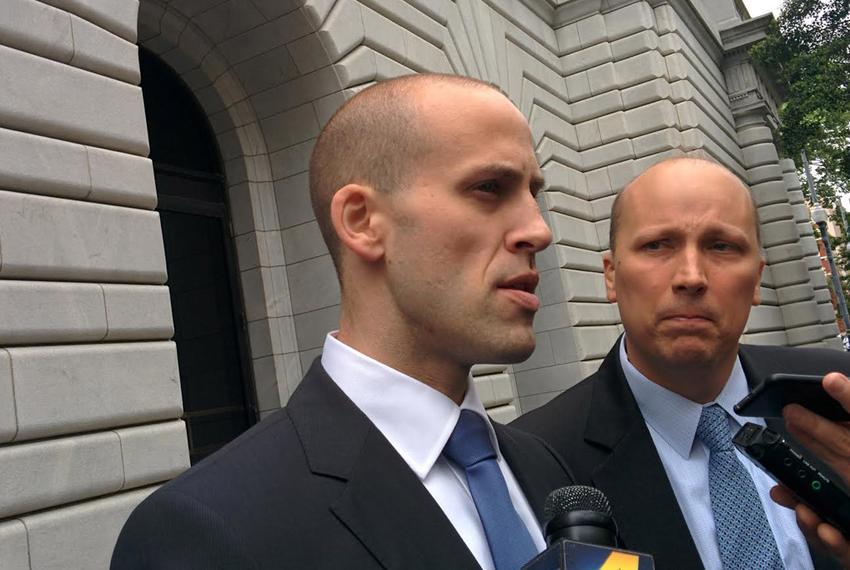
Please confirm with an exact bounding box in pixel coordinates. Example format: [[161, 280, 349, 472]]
[[513, 339, 850, 570], [111, 359, 574, 569]]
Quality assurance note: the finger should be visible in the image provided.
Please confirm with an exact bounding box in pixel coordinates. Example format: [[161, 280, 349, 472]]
[[815, 522, 850, 559], [783, 403, 850, 466], [770, 484, 798, 509], [795, 500, 850, 562], [795, 503, 828, 547], [823, 373, 850, 414]]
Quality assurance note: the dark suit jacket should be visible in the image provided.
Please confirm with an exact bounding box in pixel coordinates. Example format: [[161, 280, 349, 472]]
[[111, 359, 574, 569], [513, 338, 850, 570]]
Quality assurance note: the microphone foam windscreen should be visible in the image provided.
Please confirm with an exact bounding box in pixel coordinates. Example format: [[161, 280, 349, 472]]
[[544, 485, 613, 520]]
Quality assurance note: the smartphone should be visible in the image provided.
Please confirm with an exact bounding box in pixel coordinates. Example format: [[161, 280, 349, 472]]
[[734, 373, 850, 422]]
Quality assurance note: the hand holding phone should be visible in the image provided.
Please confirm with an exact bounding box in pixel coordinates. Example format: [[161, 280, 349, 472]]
[[763, 372, 850, 567], [734, 422, 850, 536], [734, 373, 850, 421]]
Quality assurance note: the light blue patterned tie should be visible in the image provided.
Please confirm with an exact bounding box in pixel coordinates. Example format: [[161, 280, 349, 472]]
[[696, 404, 784, 570], [443, 410, 537, 570]]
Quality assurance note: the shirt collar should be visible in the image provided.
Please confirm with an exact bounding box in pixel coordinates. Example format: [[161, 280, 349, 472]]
[[619, 334, 755, 459], [320, 332, 498, 480]]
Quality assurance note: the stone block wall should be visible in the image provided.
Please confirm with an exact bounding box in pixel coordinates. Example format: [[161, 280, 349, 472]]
[[0, 1, 189, 568]]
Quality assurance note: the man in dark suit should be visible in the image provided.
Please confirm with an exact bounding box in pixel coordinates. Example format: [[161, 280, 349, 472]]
[[514, 157, 849, 569], [111, 74, 572, 569]]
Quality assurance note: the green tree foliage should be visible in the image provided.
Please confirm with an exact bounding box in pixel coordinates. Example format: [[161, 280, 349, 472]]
[[750, 0, 850, 207]]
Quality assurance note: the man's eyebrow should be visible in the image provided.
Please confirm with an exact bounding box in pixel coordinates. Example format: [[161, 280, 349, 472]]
[[632, 223, 751, 240], [470, 163, 546, 193]]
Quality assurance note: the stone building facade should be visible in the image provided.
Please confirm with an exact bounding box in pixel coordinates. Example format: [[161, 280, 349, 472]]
[[0, 0, 840, 567]]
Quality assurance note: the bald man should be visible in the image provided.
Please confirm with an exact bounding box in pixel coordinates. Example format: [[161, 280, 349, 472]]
[[514, 158, 848, 569], [111, 74, 573, 569]]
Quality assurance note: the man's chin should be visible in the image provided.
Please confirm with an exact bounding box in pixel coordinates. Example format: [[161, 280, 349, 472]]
[[477, 334, 536, 365], [501, 343, 536, 364], [661, 340, 717, 368]]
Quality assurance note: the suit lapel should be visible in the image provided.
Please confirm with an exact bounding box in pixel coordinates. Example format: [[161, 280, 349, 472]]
[[496, 426, 559, 524], [584, 341, 704, 568], [331, 428, 480, 570], [287, 360, 480, 570]]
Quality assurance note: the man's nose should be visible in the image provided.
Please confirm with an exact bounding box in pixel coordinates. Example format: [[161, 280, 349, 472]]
[[507, 195, 553, 254], [673, 246, 707, 293]]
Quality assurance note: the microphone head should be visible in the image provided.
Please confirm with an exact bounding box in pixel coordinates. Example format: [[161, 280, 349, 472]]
[[544, 485, 613, 520]]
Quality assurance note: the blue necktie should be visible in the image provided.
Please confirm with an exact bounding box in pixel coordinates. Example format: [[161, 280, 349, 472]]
[[696, 404, 784, 570], [443, 409, 537, 570]]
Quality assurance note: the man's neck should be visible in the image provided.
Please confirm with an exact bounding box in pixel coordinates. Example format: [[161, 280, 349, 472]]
[[336, 324, 469, 405]]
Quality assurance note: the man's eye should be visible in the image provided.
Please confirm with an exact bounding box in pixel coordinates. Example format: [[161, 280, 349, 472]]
[[476, 181, 501, 194], [712, 242, 736, 252], [643, 241, 664, 250]]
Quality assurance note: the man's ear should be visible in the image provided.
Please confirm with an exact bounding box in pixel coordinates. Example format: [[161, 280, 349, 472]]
[[330, 184, 386, 263], [603, 250, 617, 303], [752, 257, 766, 306]]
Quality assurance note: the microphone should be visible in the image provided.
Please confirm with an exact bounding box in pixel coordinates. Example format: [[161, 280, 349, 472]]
[[522, 486, 655, 570], [543, 485, 617, 546]]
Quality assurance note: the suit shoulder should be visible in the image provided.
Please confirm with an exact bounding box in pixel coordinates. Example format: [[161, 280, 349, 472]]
[[741, 343, 850, 359], [137, 407, 317, 526], [110, 413, 300, 569], [741, 343, 850, 375], [167, 409, 298, 490], [497, 421, 557, 453], [112, 408, 336, 567], [112, 483, 259, 569], [511, 375, 596, 435], [494, 421, 576, 494]]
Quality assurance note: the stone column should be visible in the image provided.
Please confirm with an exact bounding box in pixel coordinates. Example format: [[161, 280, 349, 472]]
[[722, 17, 839, 347]]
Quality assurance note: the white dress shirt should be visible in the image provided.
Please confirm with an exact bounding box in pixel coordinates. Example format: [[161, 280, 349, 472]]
[[320, 332, 546, 570], [619, 336, 813, 570]]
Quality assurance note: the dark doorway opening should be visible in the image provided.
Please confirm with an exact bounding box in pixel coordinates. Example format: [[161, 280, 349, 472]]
[[140, 47, 257, 464]]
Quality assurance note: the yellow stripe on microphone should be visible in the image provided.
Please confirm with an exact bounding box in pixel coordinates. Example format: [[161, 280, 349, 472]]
[[598, 550, 640, 570]]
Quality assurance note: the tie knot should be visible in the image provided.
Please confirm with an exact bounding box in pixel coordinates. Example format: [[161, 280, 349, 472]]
[[696, 404, 735, 453], [443, 410, 497, 469]]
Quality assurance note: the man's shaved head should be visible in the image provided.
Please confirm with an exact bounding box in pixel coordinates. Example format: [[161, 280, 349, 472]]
[[309, 74, 500, 268], [608, 157, 761, 252]]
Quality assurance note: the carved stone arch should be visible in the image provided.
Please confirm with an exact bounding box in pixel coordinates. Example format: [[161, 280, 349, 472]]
[[136, 0, 346, 413]]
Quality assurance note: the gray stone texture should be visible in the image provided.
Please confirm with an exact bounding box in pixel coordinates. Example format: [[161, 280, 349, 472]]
[[0, 44, 147, 154], [24, 487, 157, 570], [0, 190, 167, 283], [0, 431, 124, 518], [8, 342, 182, 442], [40, 0, 139, 42], [0, 4, 182, 561], [0, 281, 173, 345], [0, 351, 16, 443], [117, 421, 190, 489], [0, 520, 30, 570]]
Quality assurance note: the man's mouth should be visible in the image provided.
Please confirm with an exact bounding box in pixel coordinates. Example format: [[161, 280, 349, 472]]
[[661, 312, 714, 326], [497, 273, 540, 311], [499, 273, 539, 293]]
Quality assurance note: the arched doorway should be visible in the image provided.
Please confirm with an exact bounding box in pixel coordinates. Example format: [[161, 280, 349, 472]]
[[140, 47, 257, 463]]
